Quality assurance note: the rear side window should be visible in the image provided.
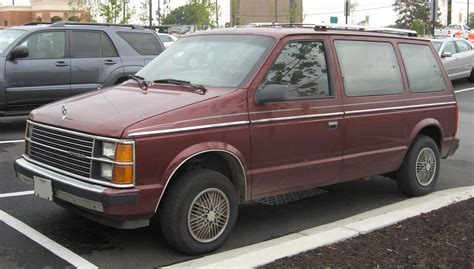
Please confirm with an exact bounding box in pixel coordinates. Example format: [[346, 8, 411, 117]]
[[259, 41, 331, 100], [117, 32, 163, 55], [398, 44, 446, 92], [456, 40, 471, 52], [71, 31, 118, 58], [335, 40, 403, 97]]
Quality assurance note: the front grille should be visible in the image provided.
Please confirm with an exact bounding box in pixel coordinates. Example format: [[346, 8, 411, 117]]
[[28, 124, 94, 178]]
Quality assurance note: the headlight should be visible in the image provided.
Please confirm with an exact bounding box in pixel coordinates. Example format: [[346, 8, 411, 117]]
[[25, 123, 32, 139], [100, 163, 113, 180], [101, 142, 115, 159]]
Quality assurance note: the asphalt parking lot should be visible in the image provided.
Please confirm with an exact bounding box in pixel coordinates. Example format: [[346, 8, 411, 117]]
[[0, 81, 473, 268]]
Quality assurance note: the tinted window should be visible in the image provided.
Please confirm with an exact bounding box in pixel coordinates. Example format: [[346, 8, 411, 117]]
[[101, 33, 118, 57], [258, 41, 331, 100], [444, 41, 457, 54], [118, 32, 162, 55], [19, 31, 65, 59], [71, 31, 100, 58], [399, 44, 446, 92], [456, 40, 471, 52], [335, 40, 403, 97]]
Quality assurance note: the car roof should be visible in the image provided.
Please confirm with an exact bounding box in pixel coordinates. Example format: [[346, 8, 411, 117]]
[[7, 22, 148, 32], [188, 26, 429, 42]]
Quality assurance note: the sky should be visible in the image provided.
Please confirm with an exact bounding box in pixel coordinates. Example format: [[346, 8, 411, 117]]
[[2, 0, 474, 26]]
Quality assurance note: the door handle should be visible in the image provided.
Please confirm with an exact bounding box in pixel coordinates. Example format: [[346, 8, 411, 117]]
[[328, 121, 339, 130], [55, 61, 68, 67], [104, 59, 116, 65]]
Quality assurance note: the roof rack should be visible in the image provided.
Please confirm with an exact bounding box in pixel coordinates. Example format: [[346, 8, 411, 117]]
[[313, 24, 418, 37], [23, 22, 53, 26], [50, 21, 144, 30]]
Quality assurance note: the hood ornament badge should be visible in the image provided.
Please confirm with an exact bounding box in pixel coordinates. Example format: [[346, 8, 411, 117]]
[[61, 104, 68, 120]]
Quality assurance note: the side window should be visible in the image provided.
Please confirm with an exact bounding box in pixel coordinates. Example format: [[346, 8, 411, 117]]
[[258, 41, 331, 101], [117, 32, 163, 55], [101, 33, 118, 57], [71, 31, 101, 58], [399, 44, 446, 93], [335, 40, 403, 97], [18, 31, 65, 59], [456, 40, 470, 52], [159, 35, 172, 42], [444, 41, 457, 54]]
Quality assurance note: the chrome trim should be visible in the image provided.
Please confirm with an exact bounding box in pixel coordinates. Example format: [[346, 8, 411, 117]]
[[22, 154, 134, 189], [251, 112, 344, 124], [27, 120, 134, 144], [15, 158, 106, 193], [154, 149, 247, 212], [128, 121, 250, 137], [345, 102, 456, 115], [55, 189, 104, 212], [343, 95, 449, 107], [249, 105, 342, 115]]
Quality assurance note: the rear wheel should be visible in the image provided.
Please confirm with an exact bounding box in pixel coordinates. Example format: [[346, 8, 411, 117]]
[[396, 136, 440, 196], [159, 169, 238, 254]]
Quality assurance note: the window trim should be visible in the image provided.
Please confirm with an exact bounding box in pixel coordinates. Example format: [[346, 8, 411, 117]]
[[398, 42, 447, 93], [10, 30, 68, 60], [256, 39, 335, 103], [334, 39, 405, 98]]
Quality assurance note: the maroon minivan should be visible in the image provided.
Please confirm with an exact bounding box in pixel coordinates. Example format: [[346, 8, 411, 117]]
[[15, 25, 459, 254]]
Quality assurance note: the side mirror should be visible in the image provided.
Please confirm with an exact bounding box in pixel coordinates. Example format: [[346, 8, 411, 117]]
[[8, 46, 29, 61], [441, 51, 452, 58], [255, 84, 289, 104]]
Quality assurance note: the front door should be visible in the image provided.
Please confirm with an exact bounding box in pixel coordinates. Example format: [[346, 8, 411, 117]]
[[69, 30, 122, 96], [248, 36, 344, 198], [4, 30, 69, 108]]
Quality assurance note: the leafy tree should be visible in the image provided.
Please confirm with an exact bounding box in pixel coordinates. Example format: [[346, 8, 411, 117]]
[[289, 0, 300, 23], [138, 0, 149, 25], [162, 0, 216, 26], [98, 0, 132, 24], [469, 12, 474, 29], [393, 0, 431, 30]]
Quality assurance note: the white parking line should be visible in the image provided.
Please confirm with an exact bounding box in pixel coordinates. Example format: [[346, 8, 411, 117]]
[[0, 190, 34, 198], [0, 210, 98, 269], [455, 87, 474, 93], [0, 139, 24, 144]]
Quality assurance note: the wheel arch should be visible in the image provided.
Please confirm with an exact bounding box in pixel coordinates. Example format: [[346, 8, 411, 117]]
[[409, 119, 444, 150], [154, 144, 249, 213]]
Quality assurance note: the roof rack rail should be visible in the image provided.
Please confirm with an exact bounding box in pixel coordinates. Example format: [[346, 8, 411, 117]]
[[23, 22, 52, 26], [50, 21, 144, 30], [250, 22, 316, 28], [313, 24, 418, 37]]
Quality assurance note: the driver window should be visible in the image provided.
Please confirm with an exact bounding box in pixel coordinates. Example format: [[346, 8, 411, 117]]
[[443, 41, 457, 55], [17, 31, 66, 59]]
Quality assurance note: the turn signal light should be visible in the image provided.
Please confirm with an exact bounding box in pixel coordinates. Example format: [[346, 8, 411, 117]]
[[112, 165, 133, 184], [115, 144, 133, 162]]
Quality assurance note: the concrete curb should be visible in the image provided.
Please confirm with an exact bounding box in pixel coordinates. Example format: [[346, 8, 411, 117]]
[[168, 186, 474, 269]]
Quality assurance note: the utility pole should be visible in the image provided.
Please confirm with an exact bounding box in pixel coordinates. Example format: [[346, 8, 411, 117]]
[[432, 0, 437, 37], [447, 0, 452, 25], [344, 0, 350, 24], [158, 0, 161, 25], [149, 0, 153, 27], [468, 0, 470, 26], [275, 0, 278, 23]]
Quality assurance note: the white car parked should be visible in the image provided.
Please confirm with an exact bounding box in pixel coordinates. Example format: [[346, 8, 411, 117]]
[[432, 38, 474, 81], [157, 33, 177, 49]]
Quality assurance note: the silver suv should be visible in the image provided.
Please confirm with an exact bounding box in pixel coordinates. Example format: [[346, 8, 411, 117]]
[[0, 22, 165, 116]]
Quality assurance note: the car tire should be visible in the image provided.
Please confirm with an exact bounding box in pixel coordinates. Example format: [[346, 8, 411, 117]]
[[468, 67, 474, 82], [396, 135, 440, 196], [159, 169, 239, 255]]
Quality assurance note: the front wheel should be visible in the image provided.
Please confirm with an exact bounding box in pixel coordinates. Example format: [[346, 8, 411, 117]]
[[396, 136, 440, 196], [159, 169, 238, 254]]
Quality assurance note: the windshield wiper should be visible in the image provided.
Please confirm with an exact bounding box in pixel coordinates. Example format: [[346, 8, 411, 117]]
[[128, 75, 149, 90], [153, 79, 207, 94]]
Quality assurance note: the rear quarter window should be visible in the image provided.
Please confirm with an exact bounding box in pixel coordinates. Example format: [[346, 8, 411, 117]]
[[398, 43, 446, 93], [117, 31, 163, 55]]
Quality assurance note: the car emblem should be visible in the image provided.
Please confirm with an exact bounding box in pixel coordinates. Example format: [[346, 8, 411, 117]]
[[61, 105, 68, 120]]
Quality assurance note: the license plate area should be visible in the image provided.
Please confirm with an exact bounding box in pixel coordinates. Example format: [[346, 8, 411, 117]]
[[34, 176, 53, 201]]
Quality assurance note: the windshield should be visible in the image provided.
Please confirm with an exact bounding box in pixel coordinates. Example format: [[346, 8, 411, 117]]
[[432, 41, 443, 52], [0, 29, 25, 54], [137, 34, 275, 88]]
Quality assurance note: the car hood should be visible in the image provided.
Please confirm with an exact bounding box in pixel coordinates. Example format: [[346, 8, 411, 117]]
[[29, 83, 231, 137]]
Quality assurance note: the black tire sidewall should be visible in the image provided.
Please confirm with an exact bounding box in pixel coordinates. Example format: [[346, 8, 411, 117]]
[[160, 169, 238, 255]]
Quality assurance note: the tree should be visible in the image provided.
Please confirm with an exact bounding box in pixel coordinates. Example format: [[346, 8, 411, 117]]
[[68, 0, 97, 22], [393, 0, 431, 30], [350, 0, 359, 24], [162, 0, 216, 26], [98, 0, 132, 24], [289, 0, 300, 23], [469, 12, 474, 29]]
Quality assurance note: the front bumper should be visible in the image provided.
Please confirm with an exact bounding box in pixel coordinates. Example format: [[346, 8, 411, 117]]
[[14, 157, 161, 229]]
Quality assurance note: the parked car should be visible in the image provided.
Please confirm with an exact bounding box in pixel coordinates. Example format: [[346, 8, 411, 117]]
[[0, 22, 165, 116], [15, 25, 459, 255], [431, 38, 474, 81], [157, 33, 177, 48], [435, 24, 472, 39]]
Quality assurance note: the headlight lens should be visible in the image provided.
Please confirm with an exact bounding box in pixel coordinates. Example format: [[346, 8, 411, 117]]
[[100, 163, 113, 180], [25, 123, 32, 139], [102, 142, 115, 159]]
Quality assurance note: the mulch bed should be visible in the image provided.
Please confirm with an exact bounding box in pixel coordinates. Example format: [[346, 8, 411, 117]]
[[261, 198, 473, 269]]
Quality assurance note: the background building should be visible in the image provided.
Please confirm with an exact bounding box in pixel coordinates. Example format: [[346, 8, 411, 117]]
[[0, 0, 79, 28], [231, 0, 303, 26]]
